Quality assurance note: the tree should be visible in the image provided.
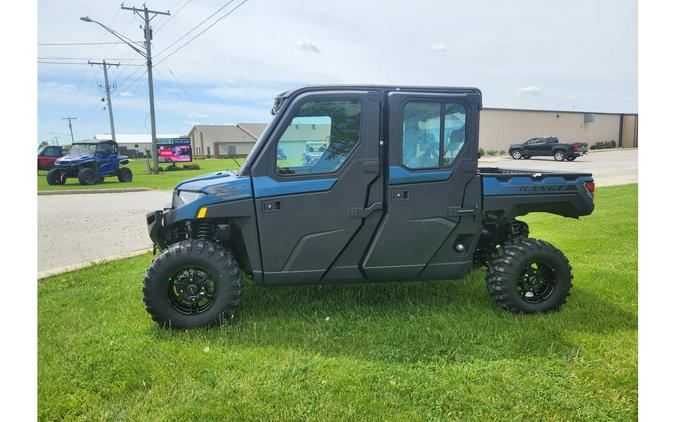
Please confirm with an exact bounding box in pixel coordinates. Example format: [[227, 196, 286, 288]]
[[39, 141, 49, 148]]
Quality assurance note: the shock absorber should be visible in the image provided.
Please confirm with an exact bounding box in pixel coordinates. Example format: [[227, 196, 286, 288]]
[[194, 220, 216, 241]]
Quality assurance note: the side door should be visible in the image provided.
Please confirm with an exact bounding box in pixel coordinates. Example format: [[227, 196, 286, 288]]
[[362, 91, 483, 281], [522, 138, 536, 155], [96, 143, 116, 174], [251, 91, 383, 284]]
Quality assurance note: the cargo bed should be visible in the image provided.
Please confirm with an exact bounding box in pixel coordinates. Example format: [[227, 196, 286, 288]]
[[478, 167, 595, 222]]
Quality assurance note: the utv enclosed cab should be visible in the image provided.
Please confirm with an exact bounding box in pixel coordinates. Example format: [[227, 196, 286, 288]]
[[144, 85, 595, 329]]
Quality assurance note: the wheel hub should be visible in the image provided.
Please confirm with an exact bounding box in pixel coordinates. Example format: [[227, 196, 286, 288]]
[[517, 260, 556, 304], [167, 267, 216, 315]]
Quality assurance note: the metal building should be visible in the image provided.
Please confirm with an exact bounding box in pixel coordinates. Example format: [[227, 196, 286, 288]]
[[479, 108, 637, 152]]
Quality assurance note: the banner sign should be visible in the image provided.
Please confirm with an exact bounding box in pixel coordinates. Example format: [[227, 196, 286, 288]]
[[157, 137, 192, 163]]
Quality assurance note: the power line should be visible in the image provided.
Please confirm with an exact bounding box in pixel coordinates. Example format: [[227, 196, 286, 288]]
[[155, 0, 193, 33], [154, 0, 249, 66], [38, 57, 143, 61], [37, 41, 136, 46], [38, 61, 143, 66], [154, 0, 238, 59]]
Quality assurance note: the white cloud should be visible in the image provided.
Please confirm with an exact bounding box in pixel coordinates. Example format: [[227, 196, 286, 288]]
[[296, 39, 321, 53], [430, 42, 448, 52], [119, 91, 133, 97], [563, 95, 577, 100], [514, 86, 544, 96], [188, 112, 208, 119], [205, 86, 284, 101]]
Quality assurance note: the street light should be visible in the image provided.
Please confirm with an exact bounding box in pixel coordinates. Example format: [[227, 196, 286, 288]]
[[79, 16, 145, 56]]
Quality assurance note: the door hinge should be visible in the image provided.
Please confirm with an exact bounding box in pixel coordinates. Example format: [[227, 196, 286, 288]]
[[348, 202, 383, 219]]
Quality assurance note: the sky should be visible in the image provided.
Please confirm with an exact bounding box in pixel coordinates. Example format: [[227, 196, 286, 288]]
[[37, 0, 637, 145]]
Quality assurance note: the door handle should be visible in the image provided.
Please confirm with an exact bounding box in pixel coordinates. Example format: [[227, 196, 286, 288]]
[[262, 200, 283, 213], [348, 202, 383, 219]]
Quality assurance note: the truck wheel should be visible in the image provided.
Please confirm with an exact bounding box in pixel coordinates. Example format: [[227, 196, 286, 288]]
[[143, 240, 242, 329], [77, 167, 97, 185], [486, 237, 572, 313], [46, 168, 66, 185], [566, 156, 577, 161], [553, 151, 565, 161], [510, 150, 522, 160], [118, 167, 133, 183]]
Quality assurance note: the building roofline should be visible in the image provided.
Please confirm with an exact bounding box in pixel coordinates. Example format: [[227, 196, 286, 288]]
[[482, 106, 638, 116]]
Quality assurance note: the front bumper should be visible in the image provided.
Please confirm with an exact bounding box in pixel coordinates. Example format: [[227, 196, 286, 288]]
[[146, 208, 176, 249]]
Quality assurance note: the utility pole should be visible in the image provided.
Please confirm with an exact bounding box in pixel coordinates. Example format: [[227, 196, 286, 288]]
[[61, 116, 77, 143], [121, 5, 170, 173], [88, 60, 120, 142], [51, 136, 60, 146]]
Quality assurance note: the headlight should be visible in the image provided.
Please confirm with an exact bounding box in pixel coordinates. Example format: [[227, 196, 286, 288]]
[[174, 190, 205, 207]]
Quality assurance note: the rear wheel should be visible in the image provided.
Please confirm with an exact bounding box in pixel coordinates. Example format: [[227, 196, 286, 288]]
[[77, 167, 97, 185], [486, 237, 572, 313], [46, 168, 66, 185], [143, 240, 242, 329], [553, 151, 565, 161], [118, 167, 133, 183], [510, 150, 522, 160]]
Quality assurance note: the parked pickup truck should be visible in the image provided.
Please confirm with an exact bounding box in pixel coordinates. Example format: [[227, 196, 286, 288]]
[[509, 136, 588, 161], [143, 85, 595, 329]]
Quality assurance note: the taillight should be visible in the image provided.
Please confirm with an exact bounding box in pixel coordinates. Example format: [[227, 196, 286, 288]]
[[573, 143, 579, 152], [584, 182, 595, 200]]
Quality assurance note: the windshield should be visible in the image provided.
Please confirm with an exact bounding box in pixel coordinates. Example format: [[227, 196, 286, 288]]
[[68, 144, 98, 156], [240, 123, 272, 174], [37, 146, 47, 154]]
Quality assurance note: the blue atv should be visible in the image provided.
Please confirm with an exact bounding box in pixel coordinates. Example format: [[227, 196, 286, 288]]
[[46, 140, 133, 185]]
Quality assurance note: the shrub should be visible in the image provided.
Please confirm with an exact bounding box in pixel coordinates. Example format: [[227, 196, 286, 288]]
[[486, 149, 498, 156], [499, 150, 506, 155], [183, 164, 201, 170], [478, 148, 485, 158]]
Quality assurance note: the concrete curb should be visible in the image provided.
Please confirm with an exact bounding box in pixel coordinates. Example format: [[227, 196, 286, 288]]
[[38, 188, 152, 195], [38, 248, 151, 280]]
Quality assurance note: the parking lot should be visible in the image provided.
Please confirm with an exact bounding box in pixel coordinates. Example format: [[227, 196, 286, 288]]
[[482, 148, 637, 186], [38, 149, 637, 276]]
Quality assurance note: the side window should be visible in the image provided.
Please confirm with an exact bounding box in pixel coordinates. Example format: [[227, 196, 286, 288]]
[[403, 101, 466, 169], [443, 104, 466, 165], [276, 100, 361, 175]]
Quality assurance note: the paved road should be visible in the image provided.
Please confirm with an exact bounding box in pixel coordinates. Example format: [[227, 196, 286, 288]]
[[38, 149, 636, 275], [480, 149, 637, 186], [38, 190, 171, 274]]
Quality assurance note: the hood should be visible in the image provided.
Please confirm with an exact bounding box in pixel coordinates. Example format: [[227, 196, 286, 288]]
[[175, 170, 252, 203], [56, 154, 94, 164]]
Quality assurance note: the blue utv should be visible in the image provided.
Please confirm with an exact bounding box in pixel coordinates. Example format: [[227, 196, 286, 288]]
[[46, 140, 133, 185]]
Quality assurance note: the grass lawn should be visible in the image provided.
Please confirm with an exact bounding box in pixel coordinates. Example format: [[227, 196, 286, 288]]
[[38, 184, 637, 420], [37, 158, 241, 191]]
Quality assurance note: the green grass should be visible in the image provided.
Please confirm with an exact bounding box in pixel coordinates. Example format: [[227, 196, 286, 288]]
[[38, 184, 637, 420], [37, 158, 241, 191]]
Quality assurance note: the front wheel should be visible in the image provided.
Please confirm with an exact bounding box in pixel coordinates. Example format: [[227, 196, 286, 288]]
[[46, 168, 66, 185], [143, 240, 242, 329], [486, 237, 572, 313], [553, 151, 566, 161], [510, 150, 522, 160]]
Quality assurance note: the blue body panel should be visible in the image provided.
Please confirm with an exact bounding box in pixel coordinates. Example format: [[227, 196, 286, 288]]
[[388, 166, 453, 185], [482, 174, 593, 196], [252, 176, 337, 198]]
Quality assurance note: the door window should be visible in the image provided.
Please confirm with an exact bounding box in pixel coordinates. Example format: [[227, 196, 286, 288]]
[[403, 101, 466, 169], [276, 100, 361, 175]]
